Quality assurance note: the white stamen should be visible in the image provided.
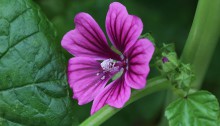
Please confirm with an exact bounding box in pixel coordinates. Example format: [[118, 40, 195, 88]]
[[96, 73, 100, 76], [101, 76, 105, 80], [126, 65, 129, 70], [125, 59, 129, 70], [126, 59, 128, 64], [101, 59, 118, 72], [120, 55, 124, 60]]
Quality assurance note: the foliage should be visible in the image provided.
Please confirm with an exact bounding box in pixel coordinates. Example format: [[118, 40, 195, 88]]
[[0, 0, 77, 125], [165, 91, 219, 126], [0, 0, 220, 126]]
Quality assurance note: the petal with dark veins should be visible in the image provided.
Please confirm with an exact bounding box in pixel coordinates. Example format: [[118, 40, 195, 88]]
[[106, 2, 143, 53], [124, 39, 155, 89], [91, 76, 130, 115], [68, 57, 113, 105], [62, 12, 120, 60]]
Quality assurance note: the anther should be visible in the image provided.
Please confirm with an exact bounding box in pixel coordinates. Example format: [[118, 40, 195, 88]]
[[101, 76, 105, 80], [101, 59, 118, 72], [120, 55, 124, 60]]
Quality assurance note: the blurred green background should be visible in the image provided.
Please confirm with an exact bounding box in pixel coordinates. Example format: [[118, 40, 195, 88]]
[[34, 0, 220, 125]]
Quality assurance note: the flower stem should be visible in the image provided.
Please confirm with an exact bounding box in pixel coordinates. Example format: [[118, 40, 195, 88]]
[[79, 76, 170, 126], [159, 1, 220, 126], [181, 0, 220, 89]]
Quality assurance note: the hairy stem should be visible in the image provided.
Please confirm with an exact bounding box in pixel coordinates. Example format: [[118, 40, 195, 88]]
[[181, 0, 220, 88], [80, 76, 170, 126], [160, 1, 220, 125]]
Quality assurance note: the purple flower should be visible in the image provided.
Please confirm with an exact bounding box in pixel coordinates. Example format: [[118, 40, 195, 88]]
[[61, 2, 155, 115]]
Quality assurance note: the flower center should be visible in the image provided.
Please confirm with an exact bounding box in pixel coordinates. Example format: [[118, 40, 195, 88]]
[[101, 58, 118, 72], [97, 58, 127, 80]]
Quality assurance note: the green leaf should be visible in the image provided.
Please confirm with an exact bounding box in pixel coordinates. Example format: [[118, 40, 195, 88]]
[[139, 33, 155, 44], [174, 63, 194, 91], [0, 0, 77, 125], [165, 91, 219, 126], [218, 113, 220, 126]]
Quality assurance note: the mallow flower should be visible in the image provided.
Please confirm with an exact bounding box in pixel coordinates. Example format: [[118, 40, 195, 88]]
[[61, 2, 155, 115]]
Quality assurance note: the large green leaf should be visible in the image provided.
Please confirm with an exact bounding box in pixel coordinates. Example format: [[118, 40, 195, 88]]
[[165, 90, 219, 126], [218, 114, 220, 126], [0, 0, 77, 125]]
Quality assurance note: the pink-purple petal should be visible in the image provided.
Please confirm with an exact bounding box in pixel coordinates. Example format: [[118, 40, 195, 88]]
[[91, 76, 131, 115], [106, 2, 143, 53], [61, 12, 120, 60], [68, 57, 111, 105], [125, 39, 155, 89]]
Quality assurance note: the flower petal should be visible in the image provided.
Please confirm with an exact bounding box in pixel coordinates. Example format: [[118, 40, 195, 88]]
[[91, 76, 131, 115], [125, 39, 155, 89], [68, 57, 112, 105], [106, 2, 143, 53], [62, 12, 120, 60]]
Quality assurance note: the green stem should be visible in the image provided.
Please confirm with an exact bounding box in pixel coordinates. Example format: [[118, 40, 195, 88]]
[[159, 1, 220, 125], [80, 76, 170, 126], [181, 0, 220, 88]]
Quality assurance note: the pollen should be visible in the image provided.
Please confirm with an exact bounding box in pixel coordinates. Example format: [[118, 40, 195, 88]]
[[101, 76, 106, 80], [101, 59, 118, 72]]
